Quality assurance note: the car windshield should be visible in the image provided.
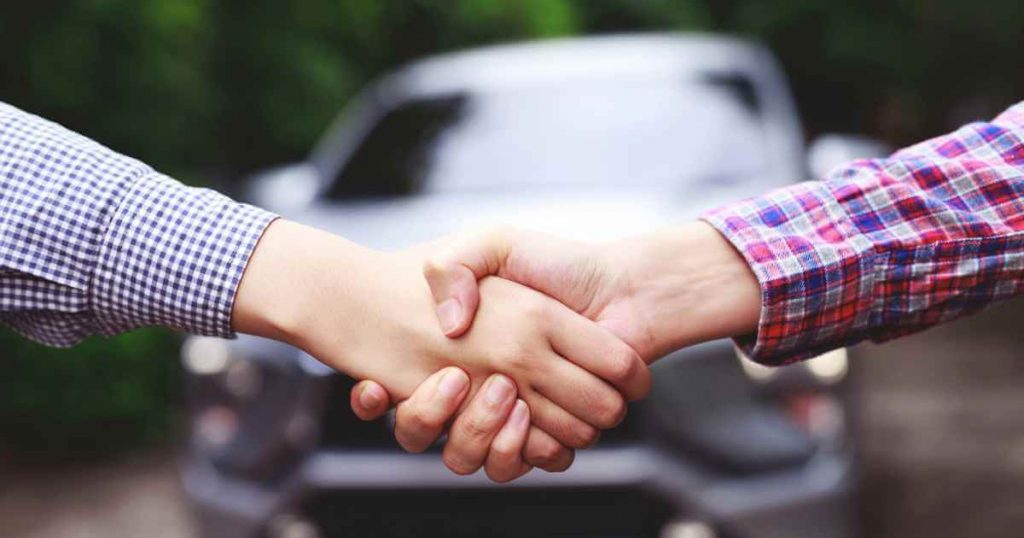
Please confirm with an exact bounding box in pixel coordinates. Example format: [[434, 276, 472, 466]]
[[325, 76, 770, 199]]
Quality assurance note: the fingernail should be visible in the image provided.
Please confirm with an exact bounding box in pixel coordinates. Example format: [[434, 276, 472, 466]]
[[485, 375, 514, 406], [438, 368, 469, 398], [436, 298, 462, 335], [359, 385, 382, 410], [510, 399, 529, 427]]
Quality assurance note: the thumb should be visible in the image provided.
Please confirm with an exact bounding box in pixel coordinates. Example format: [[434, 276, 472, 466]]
[[424, 227, 515, 337]]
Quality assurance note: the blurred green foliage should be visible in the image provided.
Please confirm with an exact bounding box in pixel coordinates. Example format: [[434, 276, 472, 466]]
[[3, 0, 1021, 182], [0, 0, 1019, 455], [0, 329, 180, 456]]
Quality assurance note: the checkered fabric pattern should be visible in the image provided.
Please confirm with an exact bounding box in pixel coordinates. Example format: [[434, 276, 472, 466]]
[[703, 102, 1024, 365], [0, 101, 277, 346]]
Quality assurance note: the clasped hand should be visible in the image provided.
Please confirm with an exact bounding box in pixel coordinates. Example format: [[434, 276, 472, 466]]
[[345, 224, 761, 482], [234, 220, 759, 483]]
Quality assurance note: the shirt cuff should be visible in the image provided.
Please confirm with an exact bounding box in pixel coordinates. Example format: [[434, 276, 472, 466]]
[[700, 180, 877, 366], [90, 173, 278, 338]]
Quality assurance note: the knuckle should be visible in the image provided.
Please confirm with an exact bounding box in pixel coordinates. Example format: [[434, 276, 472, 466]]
[[538, 443, 564, 464], [595, 394, 627, 430], [423, 248, 461, 283], [570, 423, 600, 449], [544, 457, 572, 473], [394, 430, 426, 454], [404, 407, 443, 433], [489, 438, 519, 461], [606, 349, 640, 385], [422, 256, 448, 281], [572, 383, 626, 431], [506, 351, 534, 372], [497, 348, 536, 374], [527, 443, 561, 467], [534, 447, 573, 472], [524, 298, 551, 321], [394, 413, 441, 453], [485, 465, 515, 484], [486, 472, 512, 484], [461, 414, 497, 440], [633, 366, 653, 401], [443, 449, 479, 476]]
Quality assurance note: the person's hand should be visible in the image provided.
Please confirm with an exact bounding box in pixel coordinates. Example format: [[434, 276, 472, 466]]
[[232, 220, 650, 451], [351, 372, 576, 478], [347, 222, 759, 481], [424, 222, 762, 362], [352, 369, 558, 482]]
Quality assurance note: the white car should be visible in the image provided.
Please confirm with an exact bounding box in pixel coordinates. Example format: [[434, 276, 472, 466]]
[[183, 33, 886, 538]]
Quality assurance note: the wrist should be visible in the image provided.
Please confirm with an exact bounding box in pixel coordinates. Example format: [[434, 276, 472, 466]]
[[232, 219, 379, 354], [234, 223, 450, 388], [617, 221, 761, 358]]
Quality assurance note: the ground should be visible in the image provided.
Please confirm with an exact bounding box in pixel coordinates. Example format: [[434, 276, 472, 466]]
[[1, 298, 1022, 538], [0, 448, 192, 538], [856, 297, 1024, 538]]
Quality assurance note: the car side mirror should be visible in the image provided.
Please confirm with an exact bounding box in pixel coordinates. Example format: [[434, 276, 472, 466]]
[[807, 134, 892, 180], [243, 163, 321, 214]]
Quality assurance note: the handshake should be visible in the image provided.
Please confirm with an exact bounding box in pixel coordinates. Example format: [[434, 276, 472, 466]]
[[232, 219, 762, 483]]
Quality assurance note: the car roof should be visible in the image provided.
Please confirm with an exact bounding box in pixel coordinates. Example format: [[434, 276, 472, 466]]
[[310, 33, 805, 189], [383, 33, 780, 97]]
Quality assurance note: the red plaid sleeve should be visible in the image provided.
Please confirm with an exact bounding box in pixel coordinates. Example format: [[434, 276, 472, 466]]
[[701, 102, 1024, 365]]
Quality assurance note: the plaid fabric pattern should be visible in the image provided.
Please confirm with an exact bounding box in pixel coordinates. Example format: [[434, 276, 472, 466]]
[[703, 102, 1024, 365], [0, 101, 276, 346]]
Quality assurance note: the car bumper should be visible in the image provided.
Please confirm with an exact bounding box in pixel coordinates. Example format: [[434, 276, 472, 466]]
[[184, 445, 856, 538]]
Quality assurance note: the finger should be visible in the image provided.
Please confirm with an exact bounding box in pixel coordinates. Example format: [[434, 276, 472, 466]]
[[524, 427, 575, 472], [424, 227, 515, 337], [532, 353, 626, 430], [350, 380, 392, 421], [524, 391, 600, 449], [393, 368, 470, 453], [548, 312, 651, 401], [443, 374, 518, 475], [484, 399, 533, 483]]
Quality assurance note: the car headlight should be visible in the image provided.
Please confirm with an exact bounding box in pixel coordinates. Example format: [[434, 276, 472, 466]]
[[804, 348, 848, 383], [735, 346, 849, 386], [734, 346, 849, 445], [181, 336, 329, 480], [736, 351, 778, 382], [181, 336, 232, 376]]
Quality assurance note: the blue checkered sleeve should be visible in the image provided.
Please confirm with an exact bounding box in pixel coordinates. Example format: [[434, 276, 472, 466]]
[[0, 101, 277, 346]]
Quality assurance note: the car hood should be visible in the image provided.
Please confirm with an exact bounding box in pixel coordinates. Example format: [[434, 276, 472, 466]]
[[285, 184, 765, 251]]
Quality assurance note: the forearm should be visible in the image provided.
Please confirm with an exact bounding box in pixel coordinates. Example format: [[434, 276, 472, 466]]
[[230, 219, 434, 385], [232, 220, 463, 397], [232, 219, 372, 345]]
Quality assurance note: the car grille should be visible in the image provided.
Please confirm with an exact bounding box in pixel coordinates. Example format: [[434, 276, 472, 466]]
[[297, 487, 676, 538], [317, 376, 405, 450]]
